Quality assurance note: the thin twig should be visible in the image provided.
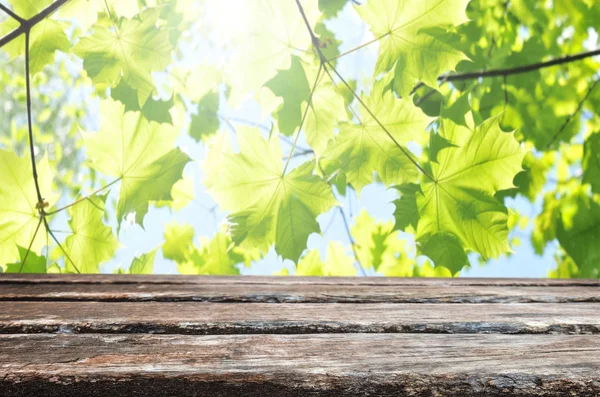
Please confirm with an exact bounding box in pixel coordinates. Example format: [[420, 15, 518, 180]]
[[547, 79, 599, 148], [42, 217, 80, 274], [102, 0, 119, 33], [337, 206, 367, 276], [442, 48, 600, 82], [222, 115, 272, 132], [283, 147, 315, 160], [322, 210, 337, 234], [278, 129, 313, 153], [327, 22, 600, 85], [0, 0, 71, 48], [0, 3, 25, 23], [501, 74, 508, 125], [415, 88, 438, 106], [282, 63, 323, 175], [18, 216, 43, 273], [24, 30, 43, 207], [44, 177, 122, 216], [326, 34, 383, 62]]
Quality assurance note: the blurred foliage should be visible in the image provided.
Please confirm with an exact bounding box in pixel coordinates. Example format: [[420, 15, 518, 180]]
[[0, 0, 599, 278]]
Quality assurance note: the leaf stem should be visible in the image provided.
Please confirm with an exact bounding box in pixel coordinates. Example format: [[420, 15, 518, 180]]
[[44, 177, 122, 216], [42, 216, 80, 274], [281, 63, 323, 176], [326, 34, 384, 62], [102, 0, 119, 34], [18, 216, 43, 273]]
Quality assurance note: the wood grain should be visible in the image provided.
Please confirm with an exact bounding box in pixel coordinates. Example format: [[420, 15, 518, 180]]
[[1, 282, 600, 303], [1, 333, 599, 396], [2, 275, 599, 396], [1, 301, 600, 335]]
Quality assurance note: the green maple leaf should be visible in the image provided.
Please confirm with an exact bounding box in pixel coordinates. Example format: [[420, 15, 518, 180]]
[[163, 221, 196, 264], [163, 222, 257, 275], [0, 150, 57, 266], [392, 183, 421, 232], [415, 116, 524, 274], [4, 246, 47, 273], [73, 9, 172, 105], [189, 90, 220, 141], [356, 0, 470, 96], [154, 174, 195, 212], [111, 80, 174, 125], [323, 241, 357, 276], [295, 242, 356, 276], [499, 152, 555, 202], [129, 248, 157, 274], [204, 128, 337, 262], [319, 0, 348, 18], [225, 0, 320, 104], [83, 99, 190, 229], [59, 0, 103, 32], [420, 233, 468, 275], [196, 231, 247, 275], [63, 194, 119, 273], [583, 132, 600, 194], [320, 83, 433, 193], [314, 22, 341, 62], [557, 192, 600, 278], [265, 56, 311, 137], [60, 0, 140, 32], [295, 249, 325, 276], [1, 0, 70, 75], [351, 210, 415, 274], [303, 65, 348, 156], [531, 193, 561, 255]]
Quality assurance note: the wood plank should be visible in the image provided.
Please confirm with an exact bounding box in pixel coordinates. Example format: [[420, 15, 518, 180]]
[[1, 333, 599, 396], [1, 273, 599, 286], [1, 301, 600, 335], [1, 282, 599, 303]]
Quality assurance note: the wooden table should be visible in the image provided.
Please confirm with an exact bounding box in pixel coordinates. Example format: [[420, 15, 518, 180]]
[[1, 275, 599, 396]]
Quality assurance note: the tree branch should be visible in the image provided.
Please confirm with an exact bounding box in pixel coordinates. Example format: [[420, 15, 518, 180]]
[[547, 78, 599, 148], [0, 3, 25, 24], [0, 0, 71, 49], [337, 206, 367, 276], [442, 48, 600, 83]]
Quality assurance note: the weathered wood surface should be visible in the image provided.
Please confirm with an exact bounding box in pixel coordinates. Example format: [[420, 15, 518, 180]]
[[2, 280, 599, 303], [1, 275, 599, 396], [1, 334, 600, 396], [1, 301, 600, 334]]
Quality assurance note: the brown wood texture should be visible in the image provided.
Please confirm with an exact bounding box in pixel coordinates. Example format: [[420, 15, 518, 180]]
[[1, 279, 599, 303], [1, 301, 600, 335], [1, 275, 599, 396], [1, 333, 599, 396]]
